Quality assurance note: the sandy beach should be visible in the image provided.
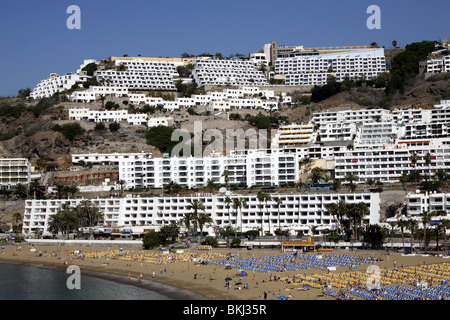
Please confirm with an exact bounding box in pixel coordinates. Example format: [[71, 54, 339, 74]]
[[1, 243, 449, 300]]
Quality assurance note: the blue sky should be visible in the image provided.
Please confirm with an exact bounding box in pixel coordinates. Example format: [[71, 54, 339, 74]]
[[0, 0, 449, 97]]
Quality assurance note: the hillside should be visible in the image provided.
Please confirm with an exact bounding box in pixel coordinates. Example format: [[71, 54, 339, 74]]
[[1, 69, 449, 168]]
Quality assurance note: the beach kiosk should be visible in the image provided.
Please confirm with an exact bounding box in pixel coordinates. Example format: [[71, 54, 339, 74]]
[[281, 237, 315, 252]]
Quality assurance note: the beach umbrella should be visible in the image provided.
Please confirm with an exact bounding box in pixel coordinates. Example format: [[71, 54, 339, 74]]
[[278, 295, 287, 300], [225, 277, 232, 281], [239, 271, 248, 277], [235, 282, 242, 285]]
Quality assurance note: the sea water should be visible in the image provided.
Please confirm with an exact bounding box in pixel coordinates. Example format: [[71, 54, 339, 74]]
[[0, 261, 205, 300]]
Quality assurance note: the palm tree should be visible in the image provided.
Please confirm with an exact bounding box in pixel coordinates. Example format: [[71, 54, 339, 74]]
[[406, 219, 418, 253], [397, 218, 409, 254], [47, 211, 65, 236], [206, 179, 218, 193], [67, 185, 79, 198], [197, 212, 214, 236], [332, 179, 341, 193], [257, 191, 266, 236], [118, 180, 126, 195], [440, 219, 450, 253], [388, 221, 397, 251], [12, 212, 22, 237], [164, 180, 182, 195], [273, 197, 283, 231], [233, 197, 247, 235], [299, 157, 313, 178], [187, 200, 205, 235], [308, 167, 326, 184], [97, 94, 106, 109], [220, 225, 234, 248], [344, 173, 359, 192], [76, 200, 103, 228], [434, 224, 444, 255], [13, 183, 29, 199], [263, 193, 272, 234], [181, 212, 196, 236], [224, 196, 232, 225], [424, 152, 432, 178], [434, 169, 449, 192], [409, 153, 421, 183], [55, 184, 68, 199], [325, 200, 347, 237], [399, 173, 410, 195], [351, 202, 369, 241], [419, 210, 438, 253], [222, 170, 230, 189]]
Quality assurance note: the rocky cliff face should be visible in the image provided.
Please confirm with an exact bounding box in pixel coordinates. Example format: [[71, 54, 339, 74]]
[[0, 131, 71, 164]]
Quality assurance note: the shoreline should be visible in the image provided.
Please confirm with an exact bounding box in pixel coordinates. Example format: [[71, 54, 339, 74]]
[[1, 243, 449, 300], [0, 259, 208, 300]]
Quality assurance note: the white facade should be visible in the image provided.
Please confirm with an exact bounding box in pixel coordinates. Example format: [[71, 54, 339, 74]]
[[128, 86, 280, 112], [69, 108, 173, 128], [31, 60, 99, 99], [192, 58, 269, 87], [406, 192, 450, 217], [22, 191, 380, 236], [94, 59, 178, 91], [318, 122, 357, 142], [118, 149, 299, 190], [355, 122, 399, 145], [71, 86, 129, 102], [273, 123, 316, 147], [31, 73, 83, 99], [311, 108, 391, 125], [72, 153, 151, 166], [0, 158, 31, 189], [148, 117, 173, 128], [426, 55, 450, 73], [277, 49, 386, 86], [334, 138, 450, 184]]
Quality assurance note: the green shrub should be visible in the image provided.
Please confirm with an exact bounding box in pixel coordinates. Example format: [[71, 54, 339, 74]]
[[52, 122, 85, 141]]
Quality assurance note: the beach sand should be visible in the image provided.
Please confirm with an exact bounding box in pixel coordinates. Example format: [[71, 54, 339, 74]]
[[0, 243, 448, 300]]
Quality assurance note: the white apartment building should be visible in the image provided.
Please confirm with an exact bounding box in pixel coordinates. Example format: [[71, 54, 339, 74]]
[[277, 49, 386, 86], [22, 191, 380, 237], [94, 59, 178, 91], [114, 59, 180, 76], [72, 153, 151, 167], [406, 192, 450, 217], [354, 122, 399, 145], [311, 108, 391, 125], [272, 123, 317, 147], [31, 73, 83, 100], [399, 122, 450, 140], [392, 108, 432, 124], [426, 55, 450, 73], [318, 122, 357, 142], [148, 117, 173, 128], [0, 158, 31, 189], [69, 108, 172, 128], [118, 149, 300, 190], [31, 59, 99, 99], [427, 59, 444, 73], [431, 101, 450, 123], [128, 86, 280, 112], [249, 52, 269, 67], [334, 138, 450, 184], [71, 86, 129, 102], [94, 69, 176, 91], [192, 58, 269, 87]]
